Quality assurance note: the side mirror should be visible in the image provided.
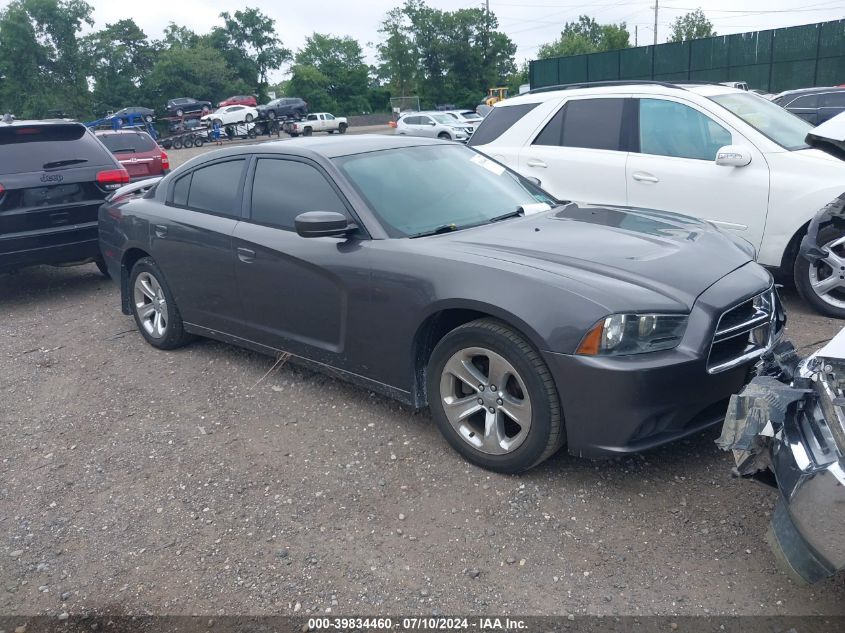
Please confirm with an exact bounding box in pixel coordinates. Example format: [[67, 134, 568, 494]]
[[294, 211, 353, 238], [715, 145, 752, 167]]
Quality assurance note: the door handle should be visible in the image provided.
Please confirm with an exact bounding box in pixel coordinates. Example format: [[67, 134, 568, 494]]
[[526, 158, 548, 168], [237, 247, 256, 263], [632, 172, 659, 183], [154, 224, 168, 238]]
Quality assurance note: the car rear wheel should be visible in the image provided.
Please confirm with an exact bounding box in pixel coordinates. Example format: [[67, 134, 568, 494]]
[[267, 110, 276, 120], [339, 123, 347, 134], [182, 136, 194, 148], [427, 318, 565, 473], [245, 113, 254, 122], [795, 225, 845, 319], [193, 135, 204, 148], [303, 127, 312, 136], [130, 258, 191, 350], [172, 137, 183, 149], [438, 132, 451, 141], [175, 109, 184, 117]]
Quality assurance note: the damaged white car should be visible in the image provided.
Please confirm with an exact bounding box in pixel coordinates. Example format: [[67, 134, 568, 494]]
[[719, 328, 845, 584]]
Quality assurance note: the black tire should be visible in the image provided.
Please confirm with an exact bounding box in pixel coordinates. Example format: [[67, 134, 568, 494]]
[[267, 110, 276, 120], [143, 114, 153, 123], [94, 255, 110, 279], [182, 136, 194, 148], [437, 132, 451, 141], [289, 132, 299, 137], [303, 127, 312, 137], [129, 258, 192, 350], [327, 130, 335, 134], [794, 225, 845, 319], [175, 109, 184, 117], [245, 113, 254, 122], [426, 318, 564, 473], [172, 137, 183, 149], [339, 123, 347, 134], [212, 118, 222, 127], [193, 135, 204, 148]]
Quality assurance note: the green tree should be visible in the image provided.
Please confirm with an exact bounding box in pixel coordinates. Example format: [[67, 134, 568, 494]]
[[294, 33, 371, 113], [143, 44, 241, 107], [376, 7, 417, 97], [218, 8, 291, 95], [669, 8, 716, 42], [537, 15, 630, 59], [85, 19, 153, 115], [0, 0, 94, 118], [287, 64, 336, 113]]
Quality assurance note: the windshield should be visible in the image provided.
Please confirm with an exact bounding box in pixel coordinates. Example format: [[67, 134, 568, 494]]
[[334, 144, 555, 238], [710, 92, 812, 150], [460, 111, 483, 121]]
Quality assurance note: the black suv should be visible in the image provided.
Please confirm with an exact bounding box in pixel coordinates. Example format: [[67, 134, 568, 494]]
[[256, 97, 308, 120], [164, 98, 212, 118], [0, 119, 128, 275], [773, 87, 845, 125]]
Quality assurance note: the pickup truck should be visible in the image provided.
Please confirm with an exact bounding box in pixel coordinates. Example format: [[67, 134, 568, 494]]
[[284, 112, 348, 137]]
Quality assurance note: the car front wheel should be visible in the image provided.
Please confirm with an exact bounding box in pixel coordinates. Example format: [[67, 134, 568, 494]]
[[795, 226, 845, 318], [427, 318, 565, 473], [437, 132, 451, 141], [130, 258, 192, 350], [267, 110, 276, 120]]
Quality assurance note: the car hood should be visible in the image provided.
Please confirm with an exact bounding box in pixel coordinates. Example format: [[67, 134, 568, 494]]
[[439, 203, 754, 311]]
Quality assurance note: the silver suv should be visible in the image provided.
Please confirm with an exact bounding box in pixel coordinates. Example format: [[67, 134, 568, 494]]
[[395, 112, 474, 142]]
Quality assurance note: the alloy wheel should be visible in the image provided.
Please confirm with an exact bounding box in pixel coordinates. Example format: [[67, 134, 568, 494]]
[[133, 272, 168, 338], [808, 234, 845, 310], [438, 346, 532, 455]]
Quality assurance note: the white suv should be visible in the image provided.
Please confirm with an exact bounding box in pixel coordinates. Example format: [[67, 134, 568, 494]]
[[469, 82, 845, 317]]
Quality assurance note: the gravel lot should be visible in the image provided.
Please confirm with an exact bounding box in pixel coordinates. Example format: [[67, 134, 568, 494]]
[[2, 261, 844, 619]]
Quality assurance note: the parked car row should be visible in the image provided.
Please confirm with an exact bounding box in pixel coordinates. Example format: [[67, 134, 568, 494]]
[[394, 111, 477, 142]]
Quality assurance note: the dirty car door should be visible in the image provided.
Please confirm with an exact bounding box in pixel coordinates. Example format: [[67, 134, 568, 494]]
[[231, 156, 370, 368]]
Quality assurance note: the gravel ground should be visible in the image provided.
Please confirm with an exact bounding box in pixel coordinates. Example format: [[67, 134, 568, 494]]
[[2, 267, 845, 618]]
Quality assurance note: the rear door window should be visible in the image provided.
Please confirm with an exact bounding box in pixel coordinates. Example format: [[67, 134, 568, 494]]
[[467, 103, 539, 146], [821, 92, 845, 107], [0, 124, 114, 175], [98, 132, 157, 154], [789, 94, 819, 109], [561, 99, 625, 151], [184, 159, 246, 216]]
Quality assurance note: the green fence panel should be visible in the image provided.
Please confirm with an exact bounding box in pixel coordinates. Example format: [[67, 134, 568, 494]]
[[816, 56, 845, 86], [620, 46, 652, 79], [558, 54, 588, 84], [770, 59, 817, 93], [772, 23, 819, 63], [728, 30, 772, 67], [690, 67, 729, 82], [530, 19, 842, 91], [690, 35, 728, 70], [654, 41, 689, 75], [819, 20, 845, 58], [588, 50, 620, 81], [727, 64, 771, 91], [530, 59, 557, 88]]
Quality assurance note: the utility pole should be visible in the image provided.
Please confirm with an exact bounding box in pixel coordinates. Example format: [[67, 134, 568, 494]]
[[653, 0, 659, 46], [635, 25, 638, 47]]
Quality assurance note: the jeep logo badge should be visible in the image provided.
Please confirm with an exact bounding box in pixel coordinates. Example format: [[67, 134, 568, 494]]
[[41, 173, 64, 183]]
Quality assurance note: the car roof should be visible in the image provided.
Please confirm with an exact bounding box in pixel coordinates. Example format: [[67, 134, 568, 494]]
[[0, 118, 86, 128], [94, 129, 152, 136], [499, 81, 745, 107], [775, 86, 843, 97]]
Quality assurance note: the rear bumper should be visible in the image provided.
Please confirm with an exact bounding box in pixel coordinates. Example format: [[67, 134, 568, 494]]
[[0, 222, 99, 273]]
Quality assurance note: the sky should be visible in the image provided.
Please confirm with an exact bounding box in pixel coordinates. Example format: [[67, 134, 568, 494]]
[[3, 0, 845, 76]]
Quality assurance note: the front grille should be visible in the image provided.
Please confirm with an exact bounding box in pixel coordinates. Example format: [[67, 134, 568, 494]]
[[707, 286, 783, 374]]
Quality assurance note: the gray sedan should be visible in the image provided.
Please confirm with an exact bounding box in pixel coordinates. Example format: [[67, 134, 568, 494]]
[[395, 112, 474, 142], [99, 136, 782, 472]]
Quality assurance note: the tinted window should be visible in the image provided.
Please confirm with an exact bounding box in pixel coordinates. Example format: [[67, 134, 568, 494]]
[[403, 116, 420, 125], [789, 94, 819, 108], [98, 131, 157, 153], [185, 160, 245, 216], [0, 124, 114, 175], [821, 92, 845, 107], [533, 107, 564, 146], [250, 159, 347, 230], [468, 103, 539, 146], [172, 173, 191, 207], [561, 99, 625, 151], [639, 99, 732, 160]]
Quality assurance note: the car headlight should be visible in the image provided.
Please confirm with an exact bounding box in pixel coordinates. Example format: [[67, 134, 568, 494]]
[[576, 314, 688, 356]]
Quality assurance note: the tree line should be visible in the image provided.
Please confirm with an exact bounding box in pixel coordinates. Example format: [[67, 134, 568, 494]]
[[0, 0, 715, 121]]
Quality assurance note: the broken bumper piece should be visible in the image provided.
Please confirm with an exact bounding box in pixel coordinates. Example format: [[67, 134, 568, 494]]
[[718, 335, 845, 584]]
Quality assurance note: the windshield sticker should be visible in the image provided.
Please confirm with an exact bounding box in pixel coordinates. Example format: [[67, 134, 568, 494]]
[[470, 154, 506, 176]]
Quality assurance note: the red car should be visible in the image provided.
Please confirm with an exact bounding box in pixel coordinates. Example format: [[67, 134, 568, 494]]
[[217, 94, 258, 108], [95, 129, 169, 182]]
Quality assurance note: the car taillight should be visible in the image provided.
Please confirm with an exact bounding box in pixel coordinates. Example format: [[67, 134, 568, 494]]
[[97, 168, 130, 190], [160, 151, 170, 170], [0, 183, 5, 195]]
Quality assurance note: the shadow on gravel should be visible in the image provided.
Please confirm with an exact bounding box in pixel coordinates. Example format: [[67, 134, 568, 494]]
[[0, 263, 110, 308]]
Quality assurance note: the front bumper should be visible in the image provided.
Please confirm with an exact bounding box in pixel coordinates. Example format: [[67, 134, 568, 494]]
[[718, 335, 845, 583], [544, 263, 778, 457]]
